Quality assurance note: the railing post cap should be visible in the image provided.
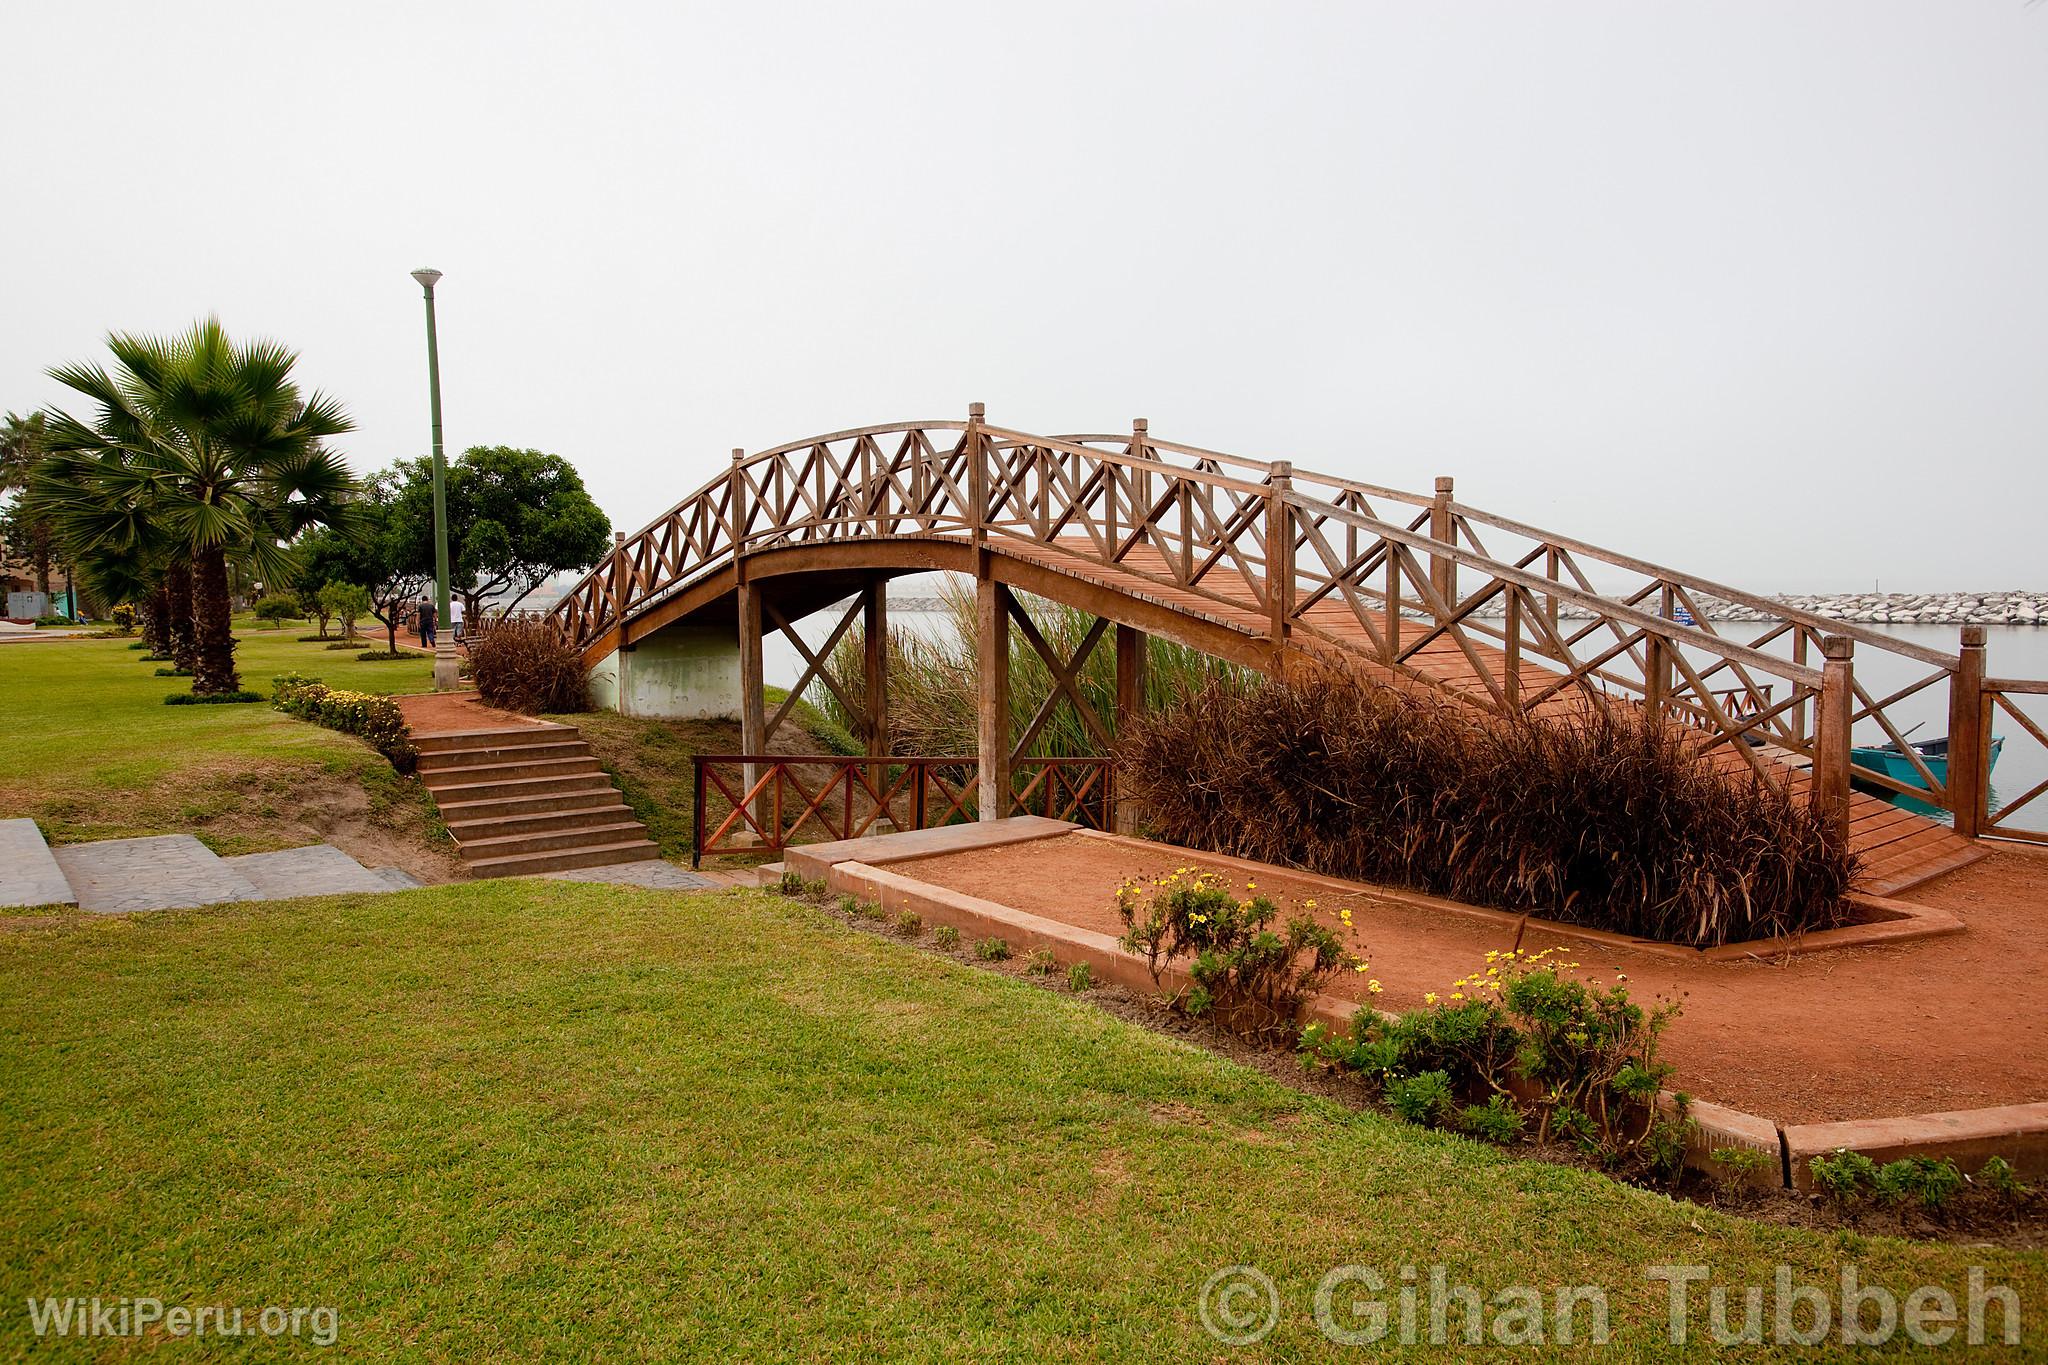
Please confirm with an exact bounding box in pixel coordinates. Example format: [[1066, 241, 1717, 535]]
[[1960, 623, 1987, 648], [731, 447, 745, 462], [1822, 634, 1854, 660], [1270, 459, 1293, 482], [968, 401, 985, 420], [613, 530, 626, 546], [1132, 417, 1148, 434], [1435, 475, 1455, 495]]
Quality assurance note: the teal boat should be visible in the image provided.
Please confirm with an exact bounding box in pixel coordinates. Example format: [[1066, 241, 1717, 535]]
[[1850, 733, 2003, 793]]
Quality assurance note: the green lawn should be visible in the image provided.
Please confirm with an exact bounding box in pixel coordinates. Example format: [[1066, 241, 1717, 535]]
[[0, 882, 2039, 1360], [0, 631, 435, 851]]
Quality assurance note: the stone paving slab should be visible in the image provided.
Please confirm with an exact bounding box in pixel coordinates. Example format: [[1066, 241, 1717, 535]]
[[221, 846, 399, 899], [367, 866, 427, 891], [0, 819, 77, 908], [536, 860, 718, 891], [52, 835, 260, 914]]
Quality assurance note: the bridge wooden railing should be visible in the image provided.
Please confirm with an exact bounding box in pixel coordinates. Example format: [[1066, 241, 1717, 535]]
[[554, 410, 2045, 845], [690, 753, 1113, 864]]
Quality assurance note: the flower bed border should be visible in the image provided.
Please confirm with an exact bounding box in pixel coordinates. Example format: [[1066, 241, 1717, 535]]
[[785, 819, 2044, 1191]]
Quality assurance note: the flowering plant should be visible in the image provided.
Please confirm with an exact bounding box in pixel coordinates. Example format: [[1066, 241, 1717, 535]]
[[1115, 867, 1364, 1040]]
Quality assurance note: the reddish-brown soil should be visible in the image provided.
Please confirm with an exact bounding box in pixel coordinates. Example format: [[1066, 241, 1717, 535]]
[[890, 835, 2048, 1126], [396, 691, 556, 737]]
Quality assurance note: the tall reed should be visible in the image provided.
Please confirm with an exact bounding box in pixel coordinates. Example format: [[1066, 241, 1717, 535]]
[[807, 579, 1246, 758], [1117, 667, 1857, 948]]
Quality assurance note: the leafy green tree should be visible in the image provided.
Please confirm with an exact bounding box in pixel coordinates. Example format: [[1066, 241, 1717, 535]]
[[1, 412, 55, 598], [37, 319, 357, 692], [318, 580, 371, 641], [393, 445, 610, 620], [293, 470, 432, 653], [252, 592, 301, 626]]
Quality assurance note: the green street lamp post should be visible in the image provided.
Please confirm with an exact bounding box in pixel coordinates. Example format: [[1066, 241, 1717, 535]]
[[410, 267, 459, 690]]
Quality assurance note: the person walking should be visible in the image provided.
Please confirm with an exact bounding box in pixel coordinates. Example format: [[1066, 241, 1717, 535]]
[[417, 597, 437, 649]]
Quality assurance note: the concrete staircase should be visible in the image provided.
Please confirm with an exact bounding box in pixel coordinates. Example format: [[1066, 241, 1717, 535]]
[[415, 725, 657, 877]]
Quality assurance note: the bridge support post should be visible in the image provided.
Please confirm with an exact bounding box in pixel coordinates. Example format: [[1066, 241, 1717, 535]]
[[1948, 625, 1988, 838], [737, 581, 766, 832], [863, 580, 890, 820], [976, 573, 1011, 821], [1429, 475, 1457, 613], [1812, 635, 1854, 845], [1114, 624, 1147, 834], [1266, 461, 1294, 670]]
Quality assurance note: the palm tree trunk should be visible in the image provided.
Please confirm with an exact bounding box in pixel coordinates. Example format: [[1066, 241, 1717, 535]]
[[190, 548, 239, 693], [165, 561, 199, 675], [143, 585, 170, 655]]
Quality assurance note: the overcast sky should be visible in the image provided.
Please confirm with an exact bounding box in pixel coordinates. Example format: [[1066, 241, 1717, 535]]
[[5, 1, 2043, 594]]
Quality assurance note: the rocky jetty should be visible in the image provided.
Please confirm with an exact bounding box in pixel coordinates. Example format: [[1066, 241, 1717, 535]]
[[1467, 590, 2046, 625]]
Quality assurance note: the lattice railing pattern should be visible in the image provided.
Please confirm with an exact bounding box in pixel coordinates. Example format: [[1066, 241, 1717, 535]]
[[553, 411, 2045, 841]]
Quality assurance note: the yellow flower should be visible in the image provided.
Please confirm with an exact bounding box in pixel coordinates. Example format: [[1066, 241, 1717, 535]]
[[1423, 992, 1438, 1005], [1450, 992, 1464, 1000], [1367, 980, 1383, 995]]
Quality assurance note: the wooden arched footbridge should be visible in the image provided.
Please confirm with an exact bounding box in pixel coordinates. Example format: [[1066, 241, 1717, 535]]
[[546, 406, 2046, 893]]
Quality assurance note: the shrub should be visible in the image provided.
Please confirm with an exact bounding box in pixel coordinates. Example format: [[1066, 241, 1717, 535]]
[[1874, 1156, 1965, 1213], [109, 603, 136, 629], [1975, 1156, 2028, 1200], [297, 634, 334, 643], [1025, 947, 1057, 975], [252, 593, 300, 625], [153, 667, 190, 677], [33, 614, 71, 627], [272, 673, 416, 772], [974, 938, 1011, 962], [1385, 1070, 1456, 1127], [1809, 1150, 1879, 1204], [325, 640, 363, 650], [1304, 949, 1678, 1168], [356, 650, 412, 662], [126, 641, 149, 650], [933, 925, 961, 951], [468, 618, 589, 715], [1117, 669, 1856, 948], [778, 868, 805, 897], [895, 910, 923, 937], [1458, 1094, 1525, 1145], [1116, 868, 1356, 1039], [164, 690, 263, 705], [1067, 961, 1093, 993]]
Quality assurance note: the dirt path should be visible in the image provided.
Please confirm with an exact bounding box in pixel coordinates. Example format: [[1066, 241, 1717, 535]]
[[397, 691, 557, 737], [891, 836, 2048, 1125]]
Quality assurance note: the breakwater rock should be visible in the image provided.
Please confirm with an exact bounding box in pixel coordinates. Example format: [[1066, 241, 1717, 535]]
[[1467, 590, 2047, 626]]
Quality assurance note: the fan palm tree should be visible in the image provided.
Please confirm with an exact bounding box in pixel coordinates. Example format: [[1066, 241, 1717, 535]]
[[39, 319, 358, 692]]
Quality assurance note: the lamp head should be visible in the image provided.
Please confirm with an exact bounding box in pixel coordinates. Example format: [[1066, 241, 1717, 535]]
[[410, 268, 444, 290]]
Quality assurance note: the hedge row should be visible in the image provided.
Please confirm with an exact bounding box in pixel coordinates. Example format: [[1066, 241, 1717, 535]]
[[273, 673, 416, 773]]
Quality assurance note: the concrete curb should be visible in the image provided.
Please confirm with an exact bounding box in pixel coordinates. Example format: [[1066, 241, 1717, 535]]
[[1784, 1103, 2048, 1191]]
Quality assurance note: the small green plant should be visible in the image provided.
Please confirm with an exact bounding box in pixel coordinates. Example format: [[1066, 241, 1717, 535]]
[[1116, 868, 1360, 1040], [165, 690, 263, 705], [1026, 947, 1057, 976], [895, 910, 923, 937], [804, 878, 830, 900], [1975, 1156, 2029, 1200], [1385, 1070, 1456, 1127], [153, 667, 191, 677], [836, 893, 860, 916], [1712, 1146, 1774, 1181], [1456, 1094, 1524, 1145], [355, 650, 413, 661], [1809, 1149, 1879, 1204], [778, 869, 805, 897], [126, 641, 150, 649], [933, 925, 960, 951], [1873, 1156, 1965, 1213], [1067, 961, 1093, 993], [975, 938, 1012, 962]]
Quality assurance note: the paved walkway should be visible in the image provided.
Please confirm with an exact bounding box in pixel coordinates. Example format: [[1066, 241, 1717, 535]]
[[536, 860, 720, 890], [51, 835, 261, 913]]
